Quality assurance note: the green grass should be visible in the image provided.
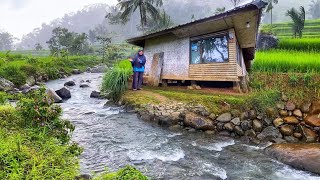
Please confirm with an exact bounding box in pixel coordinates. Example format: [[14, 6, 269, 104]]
[[101, 60, 133, 102], [0, 52, 101, 86], [278, 38, 320, 52], [253, 50, 320, 73]]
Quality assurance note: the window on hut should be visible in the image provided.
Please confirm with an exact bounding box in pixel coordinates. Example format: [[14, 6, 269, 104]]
[[190, 34, 229, 64]]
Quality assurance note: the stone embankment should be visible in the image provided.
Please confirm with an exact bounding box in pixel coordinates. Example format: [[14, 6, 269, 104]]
[[125, 98, 320, 144]]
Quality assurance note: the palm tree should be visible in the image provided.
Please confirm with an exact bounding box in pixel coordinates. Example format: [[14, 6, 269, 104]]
[[286, 6, 306, 38], [117, 0, 163, 31], [229, 0, 241, 7], [265, 0, 278, 31]]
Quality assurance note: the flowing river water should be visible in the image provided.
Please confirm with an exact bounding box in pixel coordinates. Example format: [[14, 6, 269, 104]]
[[46, 73, 320, 180]]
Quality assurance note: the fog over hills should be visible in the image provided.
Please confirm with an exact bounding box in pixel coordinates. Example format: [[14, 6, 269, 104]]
[[17, 0, 314, 50]]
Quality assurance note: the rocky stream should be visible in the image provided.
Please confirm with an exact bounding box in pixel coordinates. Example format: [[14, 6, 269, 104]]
[[45, 73, 320, 180]]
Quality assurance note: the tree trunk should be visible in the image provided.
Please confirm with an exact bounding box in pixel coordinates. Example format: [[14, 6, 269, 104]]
[[270, 8, 273, 32]]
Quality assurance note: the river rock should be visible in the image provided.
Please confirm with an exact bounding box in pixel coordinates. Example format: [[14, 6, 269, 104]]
[[265, 143, 320, 175], [276, 103, 285, 110], [224, 123, 234, 132], [240, 111, 249, 120], [248, 110, 257, 120], [253, 120, 263, 132], [55, 87, 71, 99], [0, 78, 14, 91], [80, 83, 90, 88], [285, 101, 296, 111], [64, 81, 76, 86], [71, 69, 81, 74], [216, 122, 224, 131], [280, 125, 294, 136], [90, 91, 101, 98], [184, 113, 215, 131], [301, 103, 311, 113], [241, 120, 252, 131], [205, 130, 215, 135], [234, 126, 244, 136], [26, 76, 36, 86], [293, 109, 303, 118], [284, 136, 299, 143], [279, 110, 289, 117], [283, 116, 299, 124], [209, 113, 216, 120], [245, 129, 256, 138], [294, 132, 302, 139], [257, 126, 282, 141], [231, 117, 241, 126], [46, 88, 62, 103], [305, 115, 320, 127], [299, 125, 318, 143], [310, 101, 320, 115], [20, 84, 30, 91], [216, 113, 232, 122], [273, 118, 284, 127], [266, 107, 277, 118]]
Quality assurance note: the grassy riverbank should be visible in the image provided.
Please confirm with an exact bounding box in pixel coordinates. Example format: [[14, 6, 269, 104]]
[[0, 89, 148, 179], [0, 52, 100, 86]]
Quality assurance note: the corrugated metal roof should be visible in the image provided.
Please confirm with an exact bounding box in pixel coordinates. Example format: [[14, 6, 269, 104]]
[[127, 0, 267, 45]]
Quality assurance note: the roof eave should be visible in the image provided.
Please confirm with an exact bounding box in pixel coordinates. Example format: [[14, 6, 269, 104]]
[[127, 0, 267, 46]]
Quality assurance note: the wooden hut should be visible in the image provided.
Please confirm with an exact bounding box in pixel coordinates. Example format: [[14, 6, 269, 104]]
[[127, 1, 267, 92]]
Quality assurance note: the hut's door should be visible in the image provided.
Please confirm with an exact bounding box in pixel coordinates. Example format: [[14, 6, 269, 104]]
[[149, 52, 164, 86]]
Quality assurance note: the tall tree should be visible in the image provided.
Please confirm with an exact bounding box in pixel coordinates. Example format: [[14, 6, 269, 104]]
[[229, 0, 241, 7], [116, 0, 163, 31], [286, 6, 306, 38], [265, 0, 279, 31], [35, 43, 43, 51], [0, 31, 14, 51], [143, 10, 174, 33], [309, 0, 320, 19]]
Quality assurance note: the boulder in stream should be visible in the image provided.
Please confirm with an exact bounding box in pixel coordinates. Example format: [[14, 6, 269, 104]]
[[46, 88, 63, 103], [265, 143, 320, 175], [55, 87, 71, 99], [64, 81, 76, 87], [80, 83, 90, 88], [90, 91, 101, 98]]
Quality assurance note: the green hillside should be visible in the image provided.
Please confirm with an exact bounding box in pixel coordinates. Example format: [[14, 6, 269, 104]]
[[261, 19, 320, 39]]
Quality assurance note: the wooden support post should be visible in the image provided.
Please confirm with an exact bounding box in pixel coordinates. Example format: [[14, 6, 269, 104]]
[[162, 79, 168, 87], [239, 76, 249, 93], [233, 81, 242, 93]]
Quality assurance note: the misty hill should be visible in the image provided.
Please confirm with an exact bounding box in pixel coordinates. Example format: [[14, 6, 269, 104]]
[[17, 0, 314, 50]]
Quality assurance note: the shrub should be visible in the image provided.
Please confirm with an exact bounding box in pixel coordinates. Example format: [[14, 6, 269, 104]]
[[101, 60, 132, 102], [17, 88, 75, 144], [0, 129, 80, 180], [94, 166, 147, 180], [0, 65, 27, 86], [0, 105, 20, 128], [20, 64, 41, 82]]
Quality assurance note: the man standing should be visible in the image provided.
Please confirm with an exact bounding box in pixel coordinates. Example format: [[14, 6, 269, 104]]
[[131, 50, 146, 91]]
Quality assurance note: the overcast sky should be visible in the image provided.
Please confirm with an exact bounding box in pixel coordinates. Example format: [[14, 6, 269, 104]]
[[0, 0, 118, 39]]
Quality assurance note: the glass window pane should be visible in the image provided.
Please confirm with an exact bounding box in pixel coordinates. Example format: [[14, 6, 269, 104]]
[[190, 35, 229, 64], [191, 42, 201, 64]]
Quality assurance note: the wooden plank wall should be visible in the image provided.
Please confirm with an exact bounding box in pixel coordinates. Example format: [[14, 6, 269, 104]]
[[189, 29, 239, 82]]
